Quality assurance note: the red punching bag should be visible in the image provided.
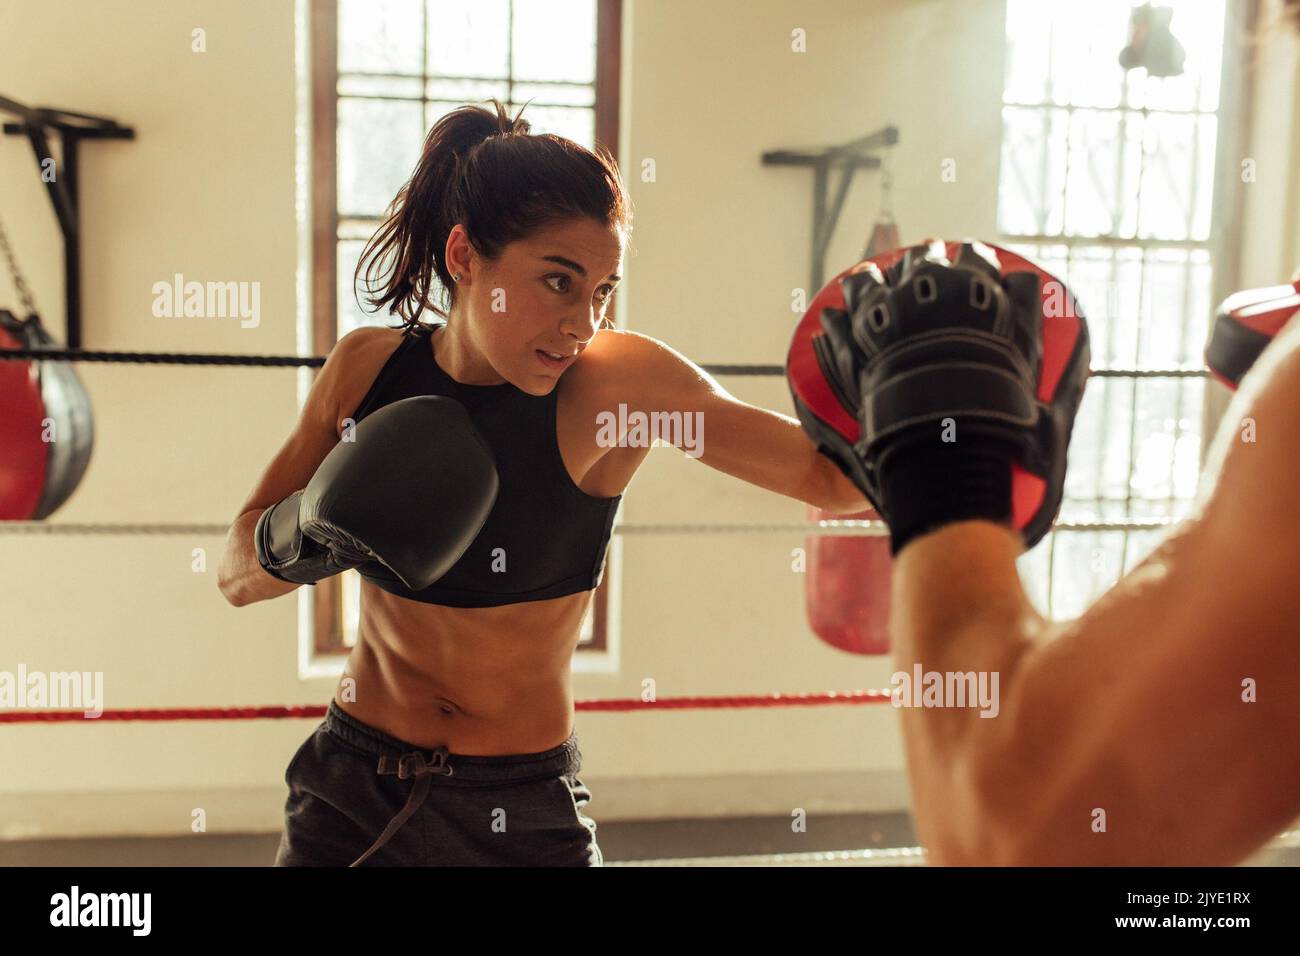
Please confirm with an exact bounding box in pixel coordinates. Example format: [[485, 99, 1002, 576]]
[[804, 504, 892, 655], [0, 310, 95, 519], [799, 219, 901, 655]]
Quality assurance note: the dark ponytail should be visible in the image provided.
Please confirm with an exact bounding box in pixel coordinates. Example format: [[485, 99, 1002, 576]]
[[356, 98, 631, 330]]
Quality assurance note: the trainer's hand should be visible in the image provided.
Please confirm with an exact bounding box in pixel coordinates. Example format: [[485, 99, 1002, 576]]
[[255, 396, 498, 589]]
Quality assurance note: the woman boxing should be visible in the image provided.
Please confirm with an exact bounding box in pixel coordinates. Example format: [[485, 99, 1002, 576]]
[[216, 99, 867, 866]]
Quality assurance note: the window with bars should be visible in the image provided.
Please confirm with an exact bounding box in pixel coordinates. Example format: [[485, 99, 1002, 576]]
[[998, 0, 1234, 617], [308, 0, 623, 656]]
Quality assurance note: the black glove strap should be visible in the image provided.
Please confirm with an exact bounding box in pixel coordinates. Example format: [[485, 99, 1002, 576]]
[[878, 439, 1018, 554], [254, 492, 356, 586]]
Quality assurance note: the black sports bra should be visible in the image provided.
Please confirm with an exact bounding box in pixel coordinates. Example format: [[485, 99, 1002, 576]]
[[349, 324, 621, 607]]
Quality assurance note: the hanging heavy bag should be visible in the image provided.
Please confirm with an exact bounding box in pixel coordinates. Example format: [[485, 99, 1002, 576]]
[[0, 309, 95, 519], [799, 217, 901, 657]]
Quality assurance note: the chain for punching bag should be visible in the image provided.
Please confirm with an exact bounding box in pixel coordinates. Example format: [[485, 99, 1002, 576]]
[[860, 145, 900, 262], [0, 212, 41, 320]]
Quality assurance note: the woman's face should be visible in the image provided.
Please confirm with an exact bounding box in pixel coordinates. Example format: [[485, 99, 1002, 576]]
[[449, 217, 625, 395]]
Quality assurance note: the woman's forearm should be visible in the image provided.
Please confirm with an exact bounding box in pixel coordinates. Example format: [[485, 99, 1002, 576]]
[[217, 509, 299, 606]]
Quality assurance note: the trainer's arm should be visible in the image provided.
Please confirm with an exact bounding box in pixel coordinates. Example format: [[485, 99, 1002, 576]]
[[216, 328, 377, 607], [618, 330, 870, 513], [895, 329, 1300, 865]]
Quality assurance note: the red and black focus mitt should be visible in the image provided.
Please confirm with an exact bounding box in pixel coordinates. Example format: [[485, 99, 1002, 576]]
[[787, 240, 1091, 554], [1204, 280, 1300, 390]]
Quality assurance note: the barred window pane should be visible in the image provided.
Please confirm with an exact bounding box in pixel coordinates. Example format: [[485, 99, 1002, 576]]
[[1001, 0, 1228, 616], [1005, 0, 1131, 109], [1136, 113, 1218, 241], [339, 0, 424, 74], [423, 98, 476, 131], [999, 107, 1069, 235], [1021, 527, 1170, 619], [1062, 379, 1139, 521], [337, 97, 424, 217], [1062, 109, 1142, 237], [512, 0, 597, 83], [1132, 377, 1204, 503], [1002, 0, 1056, 107], [512, 81, 597, 108], [424, 77, 511, 103], [337, 239, 375, 337], [516, 104, 594, 144], [1053, 366, 1205, 525], [425, 0, 510, 79], [1002, 110, 1219, 243], [1140, 249, 1213, 368], [338, 74, 424, 99]]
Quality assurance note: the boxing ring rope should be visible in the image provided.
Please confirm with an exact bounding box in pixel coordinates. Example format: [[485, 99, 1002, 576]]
[[0, 691, 893, 724], [0, 518, 1173, 536], [0, 345, 1207, 381]]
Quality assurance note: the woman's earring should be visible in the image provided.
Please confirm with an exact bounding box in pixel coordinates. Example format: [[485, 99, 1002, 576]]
[[452, 272, 462, 282]]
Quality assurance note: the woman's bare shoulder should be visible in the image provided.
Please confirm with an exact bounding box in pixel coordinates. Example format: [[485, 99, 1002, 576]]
[[571, 326, 717, 403], [335, 323, 406, 356], [569, 327, 667, 384], [329, 324, 408, 424]]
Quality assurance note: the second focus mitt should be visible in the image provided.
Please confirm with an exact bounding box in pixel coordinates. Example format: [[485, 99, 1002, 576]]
[[1205, 280, 1300, 390]]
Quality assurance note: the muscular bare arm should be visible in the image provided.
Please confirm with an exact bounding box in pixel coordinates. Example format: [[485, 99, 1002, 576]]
[[614, 330, 870, 513], [216, 326, 392, 607], [893, 324, 1300, 865]]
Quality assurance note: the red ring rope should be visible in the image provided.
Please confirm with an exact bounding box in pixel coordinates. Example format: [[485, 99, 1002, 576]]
[[0, 690, 892, 723]]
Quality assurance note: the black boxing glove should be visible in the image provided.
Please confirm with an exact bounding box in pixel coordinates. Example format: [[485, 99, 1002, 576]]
[[255, 396, 499, 589]]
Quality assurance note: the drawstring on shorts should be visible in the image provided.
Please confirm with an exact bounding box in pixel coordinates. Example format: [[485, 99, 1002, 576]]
[[349, 748, 454, 867]]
